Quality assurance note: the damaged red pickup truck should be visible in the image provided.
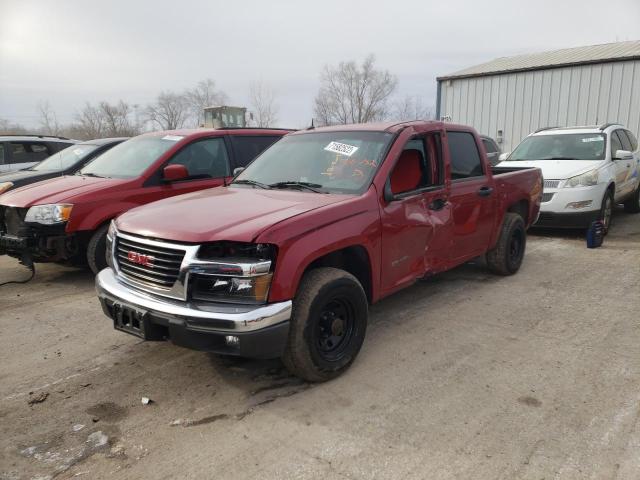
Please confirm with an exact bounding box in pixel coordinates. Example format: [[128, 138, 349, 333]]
[[97, 121, 542, 381]]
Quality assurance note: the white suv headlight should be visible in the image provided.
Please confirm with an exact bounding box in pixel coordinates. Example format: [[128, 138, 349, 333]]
[[564, 169, 599, 188], [24, 204, 73, 225]]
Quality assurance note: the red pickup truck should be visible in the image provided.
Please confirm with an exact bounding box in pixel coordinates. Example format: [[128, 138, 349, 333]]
[[96, 121, 542, 381], [0, 128, 289, 272]]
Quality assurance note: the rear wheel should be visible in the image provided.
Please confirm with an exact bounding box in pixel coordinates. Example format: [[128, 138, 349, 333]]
[[282, 268, 368, 382], [623, 185, 640, 213], [486, 213, 526, 276], [87, 224, 109, 274]]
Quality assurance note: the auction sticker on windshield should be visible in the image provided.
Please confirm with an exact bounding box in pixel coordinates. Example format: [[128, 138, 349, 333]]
[[162, 135, 184, 142], [582, 137, 604, 143], [324, 141, 359, 157]]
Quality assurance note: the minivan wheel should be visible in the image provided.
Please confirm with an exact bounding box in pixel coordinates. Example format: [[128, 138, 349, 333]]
[[600, 190, 614, 231], [87, 224, 109, 274], [486, 212, 526, 276], [623, 185, 640, 213], [282, 267, 368, 382]]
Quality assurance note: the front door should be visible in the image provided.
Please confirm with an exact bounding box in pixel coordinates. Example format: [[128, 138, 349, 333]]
[[380, 133, 452, 295]]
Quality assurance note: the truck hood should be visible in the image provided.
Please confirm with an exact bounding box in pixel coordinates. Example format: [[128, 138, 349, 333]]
[[0, 175, 128, 208], [116, 187, 351, 243], [498, 159, 605, 180]]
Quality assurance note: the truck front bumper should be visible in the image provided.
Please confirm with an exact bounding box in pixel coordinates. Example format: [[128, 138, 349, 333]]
[[95, 268, 291, 359]]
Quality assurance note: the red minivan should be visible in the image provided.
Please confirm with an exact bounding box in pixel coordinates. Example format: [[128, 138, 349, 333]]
[[0, 128, 290, 273]]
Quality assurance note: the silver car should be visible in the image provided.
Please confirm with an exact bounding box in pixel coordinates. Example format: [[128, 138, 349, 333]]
[[0, 135, 78, 173]]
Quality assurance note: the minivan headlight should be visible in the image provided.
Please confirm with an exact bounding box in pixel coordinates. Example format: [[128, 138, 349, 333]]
[[564, 169, 599, 188], [24, 204, 73, 224]]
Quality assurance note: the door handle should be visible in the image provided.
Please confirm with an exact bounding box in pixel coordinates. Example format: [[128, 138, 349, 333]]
[[477, 186, 493, 197], [428, 198, 448, 211]]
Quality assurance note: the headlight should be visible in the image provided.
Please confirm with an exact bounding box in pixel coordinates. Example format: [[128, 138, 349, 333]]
[[191, 241, 276, 304], [107, 220, 116, 240], [106, 220, 117, 268], [24, 204, 73, 224], [0, 182, 13, 194], [192, 273, 273, 304], [564, 169, 599, 188]]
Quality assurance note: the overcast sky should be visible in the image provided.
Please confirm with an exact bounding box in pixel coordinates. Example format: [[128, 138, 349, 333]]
[[1, 0, 639, 129]]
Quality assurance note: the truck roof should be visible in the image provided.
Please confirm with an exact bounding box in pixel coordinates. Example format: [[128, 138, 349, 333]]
[[292, 120, 471, 135]]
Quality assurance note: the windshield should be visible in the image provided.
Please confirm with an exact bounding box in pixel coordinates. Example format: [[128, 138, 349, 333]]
[[31, 144, 99, 171], [232, 131, 393, 194], [79, 136, 179, 179], [509, 133, 606, 161]]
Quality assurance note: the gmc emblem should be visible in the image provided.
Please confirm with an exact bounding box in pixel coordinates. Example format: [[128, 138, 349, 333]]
[[127, 251, 155, 267]]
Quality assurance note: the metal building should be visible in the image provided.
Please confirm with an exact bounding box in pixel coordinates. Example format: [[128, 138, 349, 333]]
[[436, 40, 640, 152]]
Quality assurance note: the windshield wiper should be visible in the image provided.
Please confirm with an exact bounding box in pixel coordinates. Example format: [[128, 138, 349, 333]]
[[541, 156, 578, 160], [76, 172, 108, 178], [232, 179, 272, 189], [269, 181, 325, 193]]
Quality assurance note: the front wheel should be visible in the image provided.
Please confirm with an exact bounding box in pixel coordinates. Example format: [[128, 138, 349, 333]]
[[600, 190, 614, 232], [282, 268, 368, 382], [486, 212, 526, 276], [87, 224, 109, 274]]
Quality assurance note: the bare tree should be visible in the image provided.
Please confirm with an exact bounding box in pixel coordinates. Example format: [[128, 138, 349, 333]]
[[37, 101, 62, 136], [392, 95, 434, 121], [0, 118, 30, 135], [249, 81, 279, 127], [75, 103, 105, 139], [314, 55, 397, 126], [99, 101, 139, 136], [185, 79, 228, 127], [146, 91, 190, 130]]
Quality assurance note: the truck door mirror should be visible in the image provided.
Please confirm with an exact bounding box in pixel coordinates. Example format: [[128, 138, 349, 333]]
[[233, 167, 245, 177], [163, 164, 189, 182], [383, 179, 396, 202], [614, 149, 633, 160], [498, 152, 510, 162]]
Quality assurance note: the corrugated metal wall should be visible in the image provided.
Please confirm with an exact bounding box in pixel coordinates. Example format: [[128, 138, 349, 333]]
[[438, 59, 640, 152]]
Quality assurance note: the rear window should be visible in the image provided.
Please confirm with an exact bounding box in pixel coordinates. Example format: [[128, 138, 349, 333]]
[[509, 133, 606, 161]]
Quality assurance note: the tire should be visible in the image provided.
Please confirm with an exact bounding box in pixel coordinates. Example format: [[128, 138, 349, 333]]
[[486, 213, 526, 276], [623, 185, 640, 213], [87, 224, 109, 274], [282, 267, 368, 382], [600, 189, 614, 232]]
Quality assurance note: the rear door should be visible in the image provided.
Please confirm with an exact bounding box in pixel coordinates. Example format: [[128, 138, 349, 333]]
[[446, 130, 496, 263]]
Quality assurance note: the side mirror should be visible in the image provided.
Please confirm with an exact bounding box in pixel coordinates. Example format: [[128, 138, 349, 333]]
[[614, 149, 633, 160], [233, 167, 245, 177], [498, 152, 510, 162], [163, 164, 189, 182]]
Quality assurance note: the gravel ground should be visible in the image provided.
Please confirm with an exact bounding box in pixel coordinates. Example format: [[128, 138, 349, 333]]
[[1, 210, 639, 480]]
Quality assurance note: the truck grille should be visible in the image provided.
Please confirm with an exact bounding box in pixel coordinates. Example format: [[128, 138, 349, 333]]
[[541, 192, 555, 202], [115, 235, 186, 289], [543, 180, 561, 189]]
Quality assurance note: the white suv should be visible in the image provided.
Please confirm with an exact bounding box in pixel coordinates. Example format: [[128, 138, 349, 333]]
[[498, 124, 640, 229]]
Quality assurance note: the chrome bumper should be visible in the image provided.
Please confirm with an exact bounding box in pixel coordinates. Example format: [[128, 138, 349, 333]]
[[95, 268, 292, 333]]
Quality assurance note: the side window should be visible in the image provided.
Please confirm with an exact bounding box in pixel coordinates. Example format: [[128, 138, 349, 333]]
[[0, 144, 4, 165], [167, 138, 229, 178], [482, 138, 497, 153], [389, 134, 443, 195], [9, 142, 50, 164], [617, 130, 632, 152], [624, 130, 638, 151], [230, 136, 281, 167], [447, 131, 484, 179], [610, 131, 624, 158]]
